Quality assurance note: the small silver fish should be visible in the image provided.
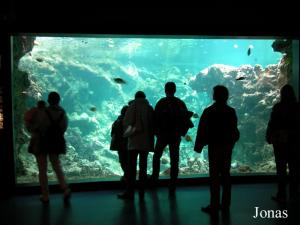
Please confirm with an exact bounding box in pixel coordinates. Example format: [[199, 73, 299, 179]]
[[231, 162, 238, 169], [21, 91, 29, 96]]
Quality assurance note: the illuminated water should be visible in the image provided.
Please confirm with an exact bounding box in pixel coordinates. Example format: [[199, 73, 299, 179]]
[[15, 37, 286, 184]]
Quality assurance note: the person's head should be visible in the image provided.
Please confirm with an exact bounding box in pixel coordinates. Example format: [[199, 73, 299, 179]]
[[120, 105, 129, 116], [47, 91, 61, 106], [165, 82, 176, 96], [37, 100, 46, 108], [135, 91, 146, 99], [213, 85, 229, 104], [280, 84, 296, 103]]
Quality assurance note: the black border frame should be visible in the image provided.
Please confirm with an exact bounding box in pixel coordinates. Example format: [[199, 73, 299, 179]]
[[1, 5, 299, 195]]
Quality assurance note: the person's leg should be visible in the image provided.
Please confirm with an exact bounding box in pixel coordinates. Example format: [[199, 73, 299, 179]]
[[49, 153, 69, 194], [169, 136, 181, 190], [288, 150, 298, 199], [126, 150, 139, 194], [118, 150, 128, 180], [221, 145, 233, 210], [208, 145, 221, 210], [152, 137, 167, 180], [36, 153, 49, 201], [138, 151, 149, 194], [273, 144, 288, 199]]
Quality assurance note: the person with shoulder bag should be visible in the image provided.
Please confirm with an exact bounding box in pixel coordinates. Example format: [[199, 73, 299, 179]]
[[110, 105, 129, 181], [117, 91, 154, 200], [36, 92, 70, 204]]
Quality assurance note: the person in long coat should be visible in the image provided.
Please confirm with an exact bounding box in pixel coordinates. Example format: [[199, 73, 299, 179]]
[[25, 92, 70, 204], [194, 85, 239, 215], [117, 91, 154, 199], [266, 84, 299, 202]]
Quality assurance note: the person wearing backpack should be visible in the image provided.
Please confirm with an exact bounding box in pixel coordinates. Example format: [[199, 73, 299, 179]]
[[37, 91, 70, 204], [151, 82, 190, 195], [110, 105, 129, 181]]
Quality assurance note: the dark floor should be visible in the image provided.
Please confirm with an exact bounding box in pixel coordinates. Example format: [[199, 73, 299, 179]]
[[1, 183, 299, 225]]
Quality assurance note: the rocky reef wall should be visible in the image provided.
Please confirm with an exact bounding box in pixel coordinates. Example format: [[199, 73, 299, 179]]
[[271, 39, 293, 86], [12, 36, 35, 176]]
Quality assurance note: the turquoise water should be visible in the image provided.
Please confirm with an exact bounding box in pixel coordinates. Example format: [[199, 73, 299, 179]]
[[16, 36, 284, 183]]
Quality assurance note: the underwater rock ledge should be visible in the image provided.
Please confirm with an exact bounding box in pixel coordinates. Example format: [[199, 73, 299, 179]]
[[13, 36, 36, 176]]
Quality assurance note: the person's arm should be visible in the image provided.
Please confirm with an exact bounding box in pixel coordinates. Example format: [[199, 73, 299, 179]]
[[61, 109, 68, 133], [154, 100, 163, 135], [111, 120, 117, 137], [194, 109, 208, 153], [123, 103, 135, 128], [232, 108, 239, 143], [181, 100, 188, 111], [266, 105, 278, 144]]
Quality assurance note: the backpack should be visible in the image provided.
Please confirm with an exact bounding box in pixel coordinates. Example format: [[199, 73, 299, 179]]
[[24, 107, 38, 132], [179, 110, 194, 136], [41, 110, 66, 154], [109, 116, 127, 151], [159, 98, 194, 136], [110, 117, 124, 150]]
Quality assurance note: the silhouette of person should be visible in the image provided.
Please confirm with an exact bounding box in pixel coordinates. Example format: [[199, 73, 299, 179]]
[[25, 100, 47, 155], [118, 91, 154, 199], [37, 92, 70, 203], [266, 84, 299, 202], [151, 82, 189, 195], [110, 105, 129, 181], [194, 85, 239, 215]]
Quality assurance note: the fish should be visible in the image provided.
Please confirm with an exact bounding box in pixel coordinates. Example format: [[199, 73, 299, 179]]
[[247, 48, 251, 56], [89, 106, 97, 112], [35, 57, 43, 62], [184, 135, 193, 142], [192, 113, 199, 118], [21, 91, 29, 95], [161, 157, 169, 165], [113, 78, 126, 84], [236, 76, 246, 81], [231, 162, 238, 169]]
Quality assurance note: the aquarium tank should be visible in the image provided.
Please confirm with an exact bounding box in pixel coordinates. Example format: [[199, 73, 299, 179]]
[[11, 35, 299, 185]]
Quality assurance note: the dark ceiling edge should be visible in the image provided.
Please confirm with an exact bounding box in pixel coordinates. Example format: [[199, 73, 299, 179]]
[[0, 6, 299, 37]]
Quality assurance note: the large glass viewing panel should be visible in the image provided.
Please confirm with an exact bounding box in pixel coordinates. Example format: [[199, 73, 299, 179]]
[[11, 35, 299, 185]]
